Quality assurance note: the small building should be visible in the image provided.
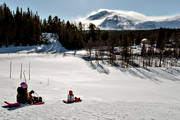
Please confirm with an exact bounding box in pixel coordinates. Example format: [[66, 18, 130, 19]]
[[141, 38, 150, 45]]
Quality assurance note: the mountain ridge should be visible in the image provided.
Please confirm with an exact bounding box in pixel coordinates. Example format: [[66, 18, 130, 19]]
[[78, 9, 180, 30]]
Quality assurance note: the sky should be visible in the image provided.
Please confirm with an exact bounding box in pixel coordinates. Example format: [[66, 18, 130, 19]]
[[0, 0, 180, 21]]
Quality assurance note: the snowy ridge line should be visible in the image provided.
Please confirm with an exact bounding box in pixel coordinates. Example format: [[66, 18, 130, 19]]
[[76, 9, 180, 30]]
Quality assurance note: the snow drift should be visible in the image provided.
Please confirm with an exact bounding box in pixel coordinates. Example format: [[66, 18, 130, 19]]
[[0, 33, 67, 54]]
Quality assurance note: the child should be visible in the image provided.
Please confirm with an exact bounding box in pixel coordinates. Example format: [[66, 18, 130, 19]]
[[17, 82, 42, 104], [67, 90, 75, 103], [17, 82, 29, 104], [67, 90, 81, 103]]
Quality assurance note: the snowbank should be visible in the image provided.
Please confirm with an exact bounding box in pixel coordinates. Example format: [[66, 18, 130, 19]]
[[0, 33, 67, 54]]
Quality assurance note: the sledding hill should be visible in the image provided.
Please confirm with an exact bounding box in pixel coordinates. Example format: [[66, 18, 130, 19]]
[[0, 52, 180, 119]]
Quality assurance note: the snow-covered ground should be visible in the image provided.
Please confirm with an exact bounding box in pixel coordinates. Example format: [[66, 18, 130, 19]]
[[0, 33, 66, 54], [0, 53, 180, 120], [0, 35, 180, 120]]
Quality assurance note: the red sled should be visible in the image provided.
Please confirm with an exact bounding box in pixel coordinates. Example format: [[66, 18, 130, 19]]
[[3, 101, 21, 108], [63, 98, 82, 104], [2, 101, 44, 108]]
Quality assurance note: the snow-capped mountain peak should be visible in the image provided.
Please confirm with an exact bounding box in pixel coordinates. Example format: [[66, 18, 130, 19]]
[[78, 9, 180, 30], [87, 10, 112, 20]]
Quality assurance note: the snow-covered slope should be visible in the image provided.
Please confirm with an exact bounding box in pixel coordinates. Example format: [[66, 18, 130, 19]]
[[0, 33, 66, 54], [0, 52, 180, 119], [78, 9, 180, 30]]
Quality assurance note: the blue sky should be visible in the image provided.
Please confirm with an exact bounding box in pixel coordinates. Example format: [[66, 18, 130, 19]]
[[1, 0, 180, 20]]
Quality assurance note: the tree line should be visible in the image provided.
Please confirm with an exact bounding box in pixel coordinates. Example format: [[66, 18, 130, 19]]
[[0, 3, 42, 47], [85, 28, 180, 67]]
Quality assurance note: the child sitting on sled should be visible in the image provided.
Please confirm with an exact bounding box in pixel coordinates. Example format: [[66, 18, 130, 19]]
[[17, 82, 42, 104], [67, 90, 81, 103]]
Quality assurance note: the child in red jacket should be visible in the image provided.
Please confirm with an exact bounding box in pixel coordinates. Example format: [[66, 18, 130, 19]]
[[67, 90, 81, 103]]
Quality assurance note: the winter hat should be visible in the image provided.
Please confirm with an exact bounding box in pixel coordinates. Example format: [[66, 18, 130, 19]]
[[20, 82, 28, 89], [69, 90, 73, 95]]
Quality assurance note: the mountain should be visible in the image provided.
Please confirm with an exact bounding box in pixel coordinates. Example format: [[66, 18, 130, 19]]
[[78, 9, 180, 30]]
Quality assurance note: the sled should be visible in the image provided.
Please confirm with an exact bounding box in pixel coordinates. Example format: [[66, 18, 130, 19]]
[[63, 99, 82, 104], [2, 101, 45, 108], [3, 101, 21, 108]]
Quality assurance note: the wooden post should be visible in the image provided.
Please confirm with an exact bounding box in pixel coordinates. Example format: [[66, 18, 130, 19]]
[[20, 63, 22, 80], [23, 71, 27, 83], [10, 61, 12, 79], [29, 62, 31, 80]]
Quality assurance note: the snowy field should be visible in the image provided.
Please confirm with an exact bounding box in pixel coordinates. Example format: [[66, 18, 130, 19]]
[[0, 53, 180, 120], [0, 35, 180, 120]]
